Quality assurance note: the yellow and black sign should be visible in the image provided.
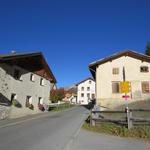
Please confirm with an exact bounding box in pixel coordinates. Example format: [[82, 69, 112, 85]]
[[120, 81, 130, 93]]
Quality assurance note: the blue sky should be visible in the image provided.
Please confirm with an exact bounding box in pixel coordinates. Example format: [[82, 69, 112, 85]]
[[0, 0, 150, 87]]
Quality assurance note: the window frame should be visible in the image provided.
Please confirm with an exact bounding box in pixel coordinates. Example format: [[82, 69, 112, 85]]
[[92, 94, 95, 99], [38, 97, 43, 104], [81, 87, 84, 91], [87, 93, 90, 98], [140, 66, 149, 73], [141, 81, 150, 93], [26, 95, 32, 107], [112, 68, 119, 75], [81, 93, 84, 97], [11, 93, 17, 103], [30, 74, 35, 82], [14, 69, 22, 80], [87, 87, 90, 91], [40, 78, 44, 86], [112, 81, 120, 94]]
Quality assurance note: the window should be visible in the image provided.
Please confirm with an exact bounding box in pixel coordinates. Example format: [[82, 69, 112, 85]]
[[40, 78, 44, 86], [112, 68, 119, 75], [89, 80, 92, 84], [30, 74, 35, 82], [26, 96, 32, 107], [11, 93, 17, 103], [14, 69, 21, 80], [142, 82, 149, 93], [81, 93, 84, 97], [140, 66, 149, 72], [92, 94, 95, 99], [87, 87, 90, 91], [38, 97, 43, 104], [87, 93, 90, 98], [112, 81, 120, 93], [81, 87, 84, 91]]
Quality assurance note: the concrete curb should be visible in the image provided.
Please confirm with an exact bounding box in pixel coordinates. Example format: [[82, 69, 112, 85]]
[[62, 111, 89, 150]]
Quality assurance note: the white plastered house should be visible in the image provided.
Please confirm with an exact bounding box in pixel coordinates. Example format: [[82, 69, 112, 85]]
[[0, 51, 56, 119], [76, 77, 95, 105], [89, 50, 150, 109]]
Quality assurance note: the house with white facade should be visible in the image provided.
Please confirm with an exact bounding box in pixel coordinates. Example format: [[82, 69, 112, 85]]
[[89, 50, 150, 109], [0, 51, 56, 119], [76, 77, 95, 105], [63, 93, 77, 104]]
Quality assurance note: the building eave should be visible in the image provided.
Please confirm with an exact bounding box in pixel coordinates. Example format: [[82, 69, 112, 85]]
[[76, 77, 95, 86], [89, 50, 150, 78], [0, 51, 57, 83]]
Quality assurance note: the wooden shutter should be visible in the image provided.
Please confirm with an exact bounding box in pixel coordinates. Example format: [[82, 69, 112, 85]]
[[142, 82, 149, 93]]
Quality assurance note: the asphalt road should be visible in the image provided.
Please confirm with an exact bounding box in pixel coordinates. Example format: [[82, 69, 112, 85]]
[[1, 106, 150, 150], [0, 106, 89, 150]]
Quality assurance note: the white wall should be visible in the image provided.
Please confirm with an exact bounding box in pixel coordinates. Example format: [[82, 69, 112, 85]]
[[0, 63, 51, 118], [96, 56, 150, 109], [77, 79, 95, 105]]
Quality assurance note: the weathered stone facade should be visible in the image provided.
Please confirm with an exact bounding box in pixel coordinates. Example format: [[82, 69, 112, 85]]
[[0, 52, 56, 119]]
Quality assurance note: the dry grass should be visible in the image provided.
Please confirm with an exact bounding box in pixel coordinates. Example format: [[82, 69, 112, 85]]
[[84, 100, 150, 141], [83, 122, 150, 141]]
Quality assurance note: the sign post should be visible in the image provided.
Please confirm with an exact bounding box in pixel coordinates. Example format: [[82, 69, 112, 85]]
[[120, 81, 131, 109], [121, 66, 131, 110], [120, 81, 130, 94]]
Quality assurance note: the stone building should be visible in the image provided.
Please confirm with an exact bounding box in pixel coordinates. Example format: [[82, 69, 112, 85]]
[[0, 51, 56, 119]]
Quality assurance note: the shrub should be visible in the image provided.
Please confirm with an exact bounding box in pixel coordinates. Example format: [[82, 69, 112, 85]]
[[38, 104, 45, 111], [29, 104, 34, 110], [12, 99, 22, 108], [12, 99, 19, 106]]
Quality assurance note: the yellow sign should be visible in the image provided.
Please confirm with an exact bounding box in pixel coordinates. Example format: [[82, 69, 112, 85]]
[[120, 81, 130, 93]]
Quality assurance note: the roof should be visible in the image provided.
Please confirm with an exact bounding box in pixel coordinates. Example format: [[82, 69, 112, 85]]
[[76, 77, 95, 86], [0, 51, 57, 83], [0, 51, 40, 58], [89, 50, 150, 78]]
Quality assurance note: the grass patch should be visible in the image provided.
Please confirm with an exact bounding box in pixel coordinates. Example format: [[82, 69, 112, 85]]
[[49, 103, 75, 112], [83, 122, 150, 141]]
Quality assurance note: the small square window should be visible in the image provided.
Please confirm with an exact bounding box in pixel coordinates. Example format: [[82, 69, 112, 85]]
[[11, 93, 17, 103], [81, 87, 84, 91], [89, 80, 92, 84], [140, 66, 149, 72], [30, 74, 35, 82], [14, 69, 21, 80], [112, 68, 119, 75], [81, 93, 84, 97], [112, 81, 120, 93], [87, 87, 90, 91], [142, 82, 150, 93], [87, 93, 90, 98], [92, 94, 95, 99], [40, 78, 44, 86], [26, 96, 32, 107], [38, 97, 43, 104]]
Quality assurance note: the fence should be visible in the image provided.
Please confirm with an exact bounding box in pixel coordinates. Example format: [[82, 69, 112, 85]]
[[90, 107, 150, 129]]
